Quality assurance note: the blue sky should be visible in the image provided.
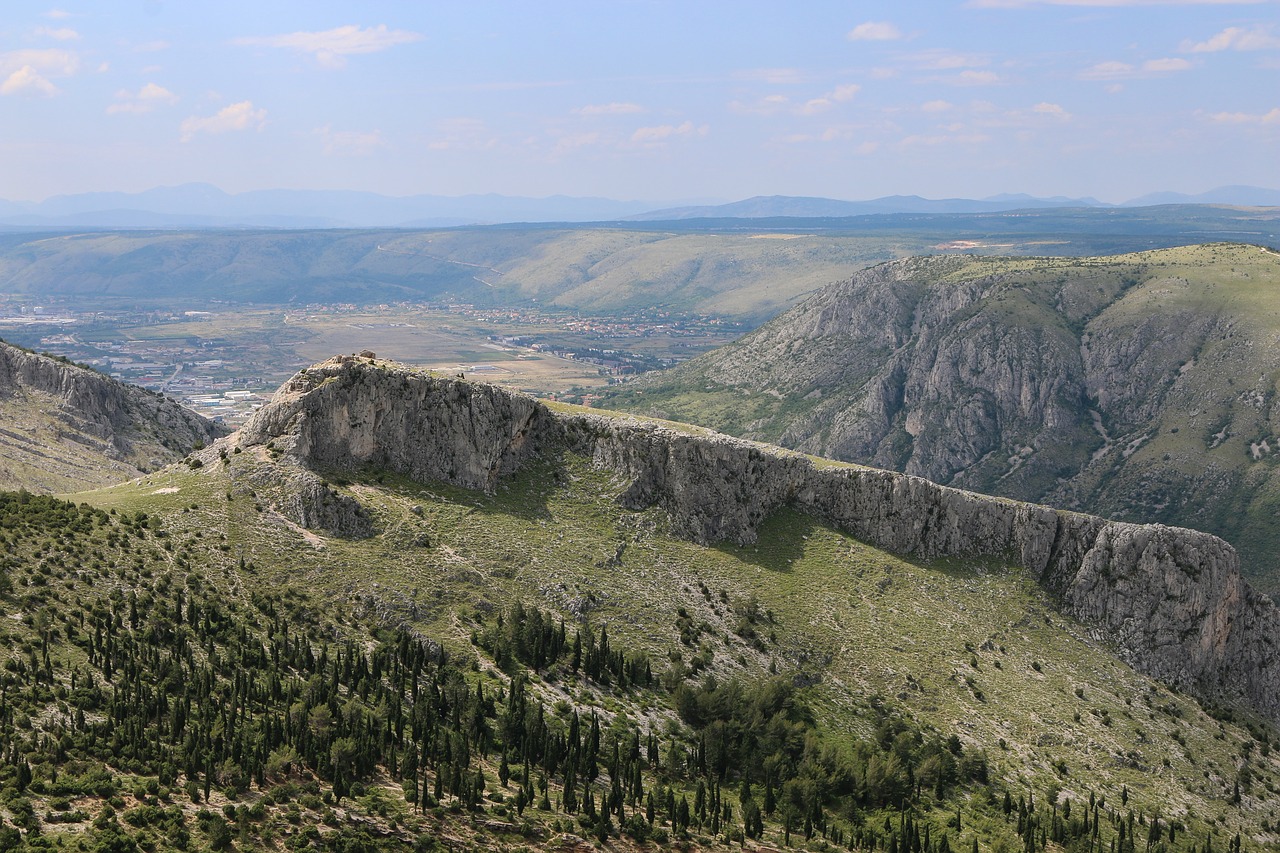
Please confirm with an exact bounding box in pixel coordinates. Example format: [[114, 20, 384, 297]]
[[2, 1, 1277, 203]]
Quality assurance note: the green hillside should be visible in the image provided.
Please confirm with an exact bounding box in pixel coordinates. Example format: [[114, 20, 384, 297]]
[[0, 229, 918, 321], [601, 243, 1280, 592], [3, 206, 1277, 322], [0, 421, 1273, 849]]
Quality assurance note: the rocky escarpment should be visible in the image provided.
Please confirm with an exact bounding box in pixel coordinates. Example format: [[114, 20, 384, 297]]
[[602, 243, 1280, 593], [0, 341, 228, 492], [221, 355, 1280, 725]]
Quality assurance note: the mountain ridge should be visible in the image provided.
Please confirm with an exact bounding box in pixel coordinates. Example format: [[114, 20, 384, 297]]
[[0, 339, 228, 492], [0, 183, 716, 229], [201, 353, 1280, 727], [603, 243, 1280, 591], [5, 183, 1275, 228]]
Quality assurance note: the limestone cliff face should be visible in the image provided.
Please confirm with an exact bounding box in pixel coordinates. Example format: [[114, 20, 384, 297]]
[[0, 341, 228, 492], [228, 355, 1280, 724], [603, 244, 1280, 593]]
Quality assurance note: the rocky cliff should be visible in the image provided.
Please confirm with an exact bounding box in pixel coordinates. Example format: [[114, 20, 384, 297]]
[[222, 354, 1280, 725], [0, 341, 228, 492], [601, 243, 1280, 593]]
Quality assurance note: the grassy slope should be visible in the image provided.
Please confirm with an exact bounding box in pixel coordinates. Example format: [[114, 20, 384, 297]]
[[69, 449, 1280, 849]]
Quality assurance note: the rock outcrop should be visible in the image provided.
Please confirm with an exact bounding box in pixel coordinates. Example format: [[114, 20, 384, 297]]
[[0, 341, 228, 492], [226, 354, 1280, 725], [601, 244, 1280, 593]]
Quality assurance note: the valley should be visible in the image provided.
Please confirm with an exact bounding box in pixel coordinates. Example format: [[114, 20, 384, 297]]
[[0, 302, 741, 424], [3, 220, 1280, 850]]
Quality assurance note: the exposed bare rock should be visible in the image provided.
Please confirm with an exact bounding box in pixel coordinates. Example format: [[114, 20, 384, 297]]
[[602, 244, 1280, 593], [236, 353, 552, 491], [227, 355, 1280, 725], [0, 340, 228, 492]]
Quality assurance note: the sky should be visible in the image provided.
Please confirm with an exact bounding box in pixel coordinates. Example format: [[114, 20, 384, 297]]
[[1, 1, 1278, 205]]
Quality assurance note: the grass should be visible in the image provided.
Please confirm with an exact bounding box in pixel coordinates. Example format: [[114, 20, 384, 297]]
[[68, 447, 1280, 848]]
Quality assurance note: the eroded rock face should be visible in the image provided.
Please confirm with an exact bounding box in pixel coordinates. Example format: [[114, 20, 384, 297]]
[[230, 356, 1280, 724], [607, 245, 1280, 593], [237, 355, 552, 490], [0, 341, 228, 491]]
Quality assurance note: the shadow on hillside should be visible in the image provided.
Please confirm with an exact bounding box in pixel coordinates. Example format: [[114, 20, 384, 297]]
[[714, 506, 817, 571]]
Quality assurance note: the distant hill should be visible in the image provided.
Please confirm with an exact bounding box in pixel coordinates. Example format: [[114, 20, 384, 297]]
[[0, 183, 713, 228], [0, 340, 227, 492], [627, 192, 1108, 220], [2, 208, 1277, 321], [4, 184, 1275, 229], [0, 228, 922, 320], [601, 243, 1280, 592], [1123, 185, 1280, 207]]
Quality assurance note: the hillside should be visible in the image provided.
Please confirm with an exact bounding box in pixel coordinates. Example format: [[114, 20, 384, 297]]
[[0, 228, 917, 322], [0, 341, 227, 492], [601, 243, 1280, 592], [2, 207, 1277, 323], [1, 356, 1277, 850]]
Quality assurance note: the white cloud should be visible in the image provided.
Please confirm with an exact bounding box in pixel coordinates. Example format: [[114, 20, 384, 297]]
[[234, 24, 422, 68], [1183, 26, 1280, 53], [797, 84, 861, 115], [1080, 60, 1135, 79], [955, 70, 1002, 85], [921, 99, 955, 112], [573, 102, 644, 116], [179, 101, 267, 142], [1, 66, 58, 96], [1143, 57, 1192, 72], [830, 84, 861, 102], [314, 125, 385, 156], [847, 22, 902, 41], [107, 82, 178, 114], [1033, 101, 1072, 119], [0, 48, 78, 96], [1206, 107, 1280, 124], [0, 48, 79, 77], [630, 121, 706, 145], [1079, 57, 1191, 79], [908, 51, 989, 71], [35, 27, 79, 40], [45, 9, 70, 19], [729, 94, 790, 116]]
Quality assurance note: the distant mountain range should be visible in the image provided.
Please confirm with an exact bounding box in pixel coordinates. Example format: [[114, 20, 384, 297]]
[[624, 192, 1108, 220], [0, 184, 714, 229], [0, 183, 1276, 229], [629, 186, 1280, 220]]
